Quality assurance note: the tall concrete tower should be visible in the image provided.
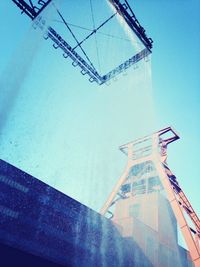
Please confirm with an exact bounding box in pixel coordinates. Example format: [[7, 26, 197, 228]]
[[100, 127, 200, 267]]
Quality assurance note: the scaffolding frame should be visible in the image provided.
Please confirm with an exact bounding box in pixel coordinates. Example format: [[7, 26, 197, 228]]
[[11, 0, 153, 85]]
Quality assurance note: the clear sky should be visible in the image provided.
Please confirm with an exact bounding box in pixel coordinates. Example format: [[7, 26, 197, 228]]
[[133, 0, 200, 216], [0, 0, 199, 220]]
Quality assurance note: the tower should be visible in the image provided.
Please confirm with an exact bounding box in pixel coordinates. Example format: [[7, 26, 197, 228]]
[[100, 127, 200, 267]]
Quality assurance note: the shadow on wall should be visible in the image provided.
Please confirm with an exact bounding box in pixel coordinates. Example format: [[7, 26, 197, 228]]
[[0, 243, 65, 267], [125, 237, 154, 267]]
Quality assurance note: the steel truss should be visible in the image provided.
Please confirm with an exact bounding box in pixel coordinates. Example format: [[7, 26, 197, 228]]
[[100, 127, 200, 267], [12, 0, 153, 85]]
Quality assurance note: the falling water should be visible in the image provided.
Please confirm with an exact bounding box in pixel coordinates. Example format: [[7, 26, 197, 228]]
[[106, 0, 142, 52], [0, 1, 191, 266], [0, 28, 41, 132]]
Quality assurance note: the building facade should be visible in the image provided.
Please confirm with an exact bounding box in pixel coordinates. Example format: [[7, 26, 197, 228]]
[[0, 158, 151, 267]]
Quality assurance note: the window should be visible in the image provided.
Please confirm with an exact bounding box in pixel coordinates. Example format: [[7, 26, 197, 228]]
[[148, 176, 162, 193], [0, 175, 29, 193], [129, 161, 155, 178], [121, 183, 131, 194], [132, 179, 146, 195], [0, 205, 19, 218]]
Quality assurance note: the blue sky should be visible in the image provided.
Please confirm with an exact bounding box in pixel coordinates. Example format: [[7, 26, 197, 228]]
[[0, 0, 199, 220], [134, 0, 200, 215]]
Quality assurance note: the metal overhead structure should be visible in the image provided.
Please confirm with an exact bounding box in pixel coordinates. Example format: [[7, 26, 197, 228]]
[[100, 127, 200, 267], [11, 0, 153, 85]]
